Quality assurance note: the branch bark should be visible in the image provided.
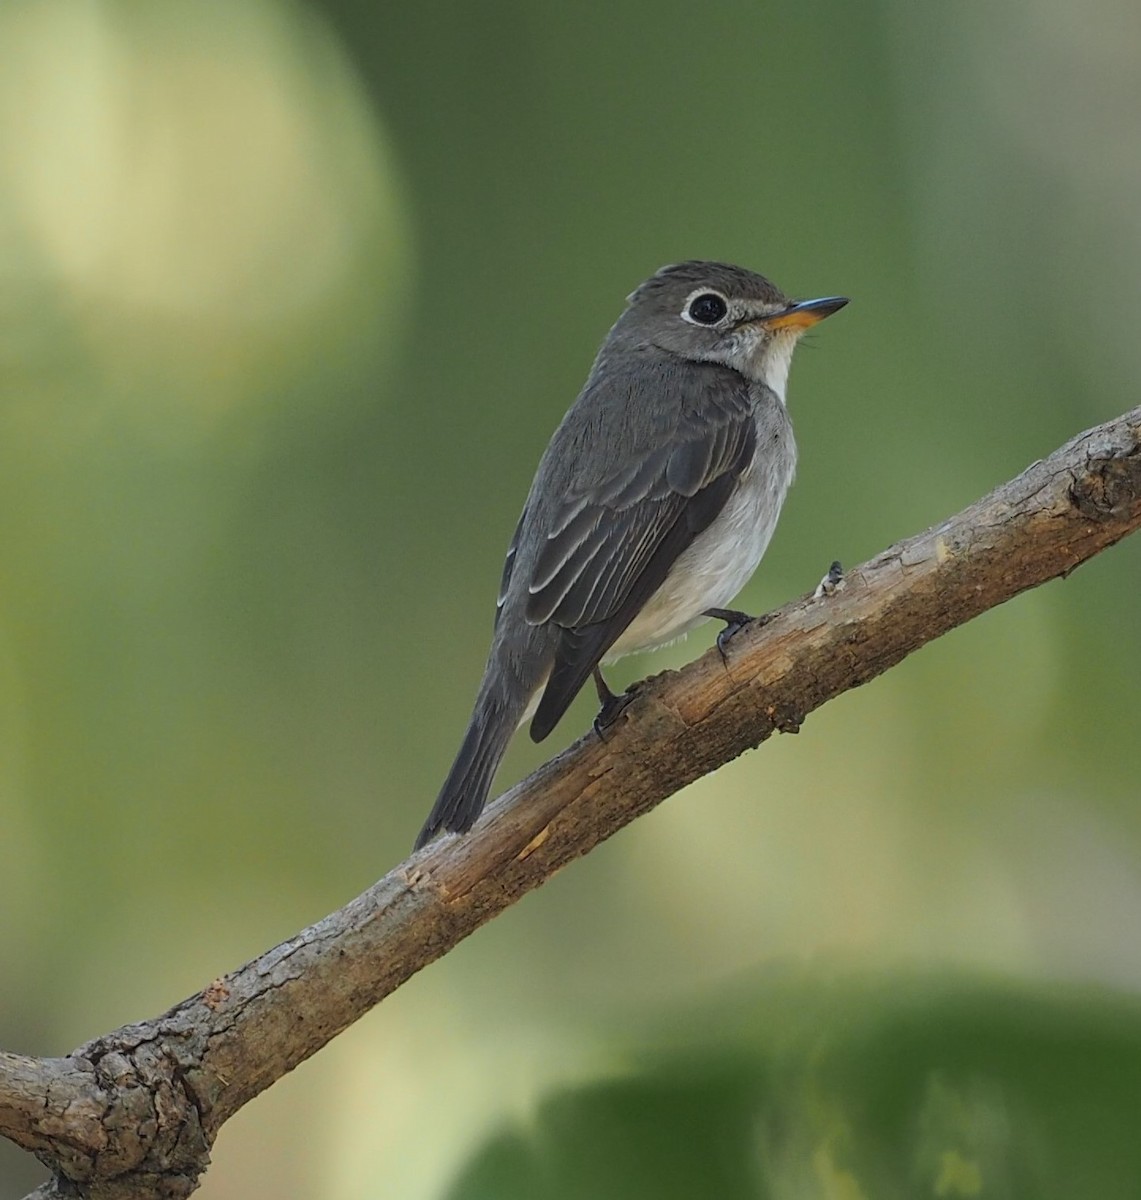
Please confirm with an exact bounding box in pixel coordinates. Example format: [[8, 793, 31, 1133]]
[[4, 406, 1141, 1198]]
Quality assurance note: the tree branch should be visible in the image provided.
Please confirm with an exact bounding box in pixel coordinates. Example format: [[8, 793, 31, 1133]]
[[4, 406, 1141, 1198]]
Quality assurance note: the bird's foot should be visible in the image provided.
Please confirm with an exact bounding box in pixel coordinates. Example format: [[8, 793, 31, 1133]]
[[592, 667, 633, 738], [813, 560, 845, 599], [703, 607, 773, 658], [593, 693, 633, 738]]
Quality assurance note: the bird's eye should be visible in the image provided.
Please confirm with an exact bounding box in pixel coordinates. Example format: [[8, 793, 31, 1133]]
[[685, 292, 728, 325]]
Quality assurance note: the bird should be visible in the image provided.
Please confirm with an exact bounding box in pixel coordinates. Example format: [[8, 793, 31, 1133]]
[[414, 261, 847, 849]]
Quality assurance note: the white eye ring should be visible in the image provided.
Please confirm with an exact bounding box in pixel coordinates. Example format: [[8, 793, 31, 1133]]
[[681, 288, 730, 327]]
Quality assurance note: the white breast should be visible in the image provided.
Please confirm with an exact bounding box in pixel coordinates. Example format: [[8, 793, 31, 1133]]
[[606, 410, 797, 660]]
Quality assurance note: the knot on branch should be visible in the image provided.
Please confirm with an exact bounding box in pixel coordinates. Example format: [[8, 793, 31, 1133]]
[[763, 701, 804, 736], [40, 1034, 212, 1200], [1070, 447, 1141, 519]]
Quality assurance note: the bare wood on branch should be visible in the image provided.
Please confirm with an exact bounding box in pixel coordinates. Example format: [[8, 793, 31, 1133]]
[[3, 406, 1140, 1199]]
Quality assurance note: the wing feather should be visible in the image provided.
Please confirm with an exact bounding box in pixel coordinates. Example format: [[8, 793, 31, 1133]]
[[526, 384, 757, 741], [495, 506, 528, 629]]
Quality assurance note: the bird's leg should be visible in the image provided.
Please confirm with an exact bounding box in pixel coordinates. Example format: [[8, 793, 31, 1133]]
[[704, 607, 774, 657], [592, 666, 632, 737]]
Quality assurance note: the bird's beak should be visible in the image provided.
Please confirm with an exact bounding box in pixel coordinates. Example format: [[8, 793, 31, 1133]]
[[762, 295, 849, 331]]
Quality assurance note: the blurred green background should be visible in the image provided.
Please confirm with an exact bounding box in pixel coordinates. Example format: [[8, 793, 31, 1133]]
[[1, 2, 1140, 1197]]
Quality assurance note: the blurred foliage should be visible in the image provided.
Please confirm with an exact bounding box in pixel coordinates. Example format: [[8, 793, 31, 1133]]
[[445, 969, 1141, 1200], [0, 1, 1139, 1197]]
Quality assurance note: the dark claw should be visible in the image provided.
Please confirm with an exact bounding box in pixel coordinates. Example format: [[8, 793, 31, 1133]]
[[593, 694, 633, 738], [716, 624, 743, 656], [703, 607, 774, 658], [592, 666, 632, 738]]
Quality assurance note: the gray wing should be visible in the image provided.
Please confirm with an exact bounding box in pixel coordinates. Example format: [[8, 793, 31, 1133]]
[[494, 506, 527, 630], [524, 366, 757, 741]]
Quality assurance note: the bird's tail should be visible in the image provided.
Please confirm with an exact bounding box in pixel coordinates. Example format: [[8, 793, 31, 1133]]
[[413, 667, 529, 851]]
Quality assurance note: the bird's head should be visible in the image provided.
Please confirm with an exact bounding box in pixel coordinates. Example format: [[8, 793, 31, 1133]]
[[619, 260, 848, 401]]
